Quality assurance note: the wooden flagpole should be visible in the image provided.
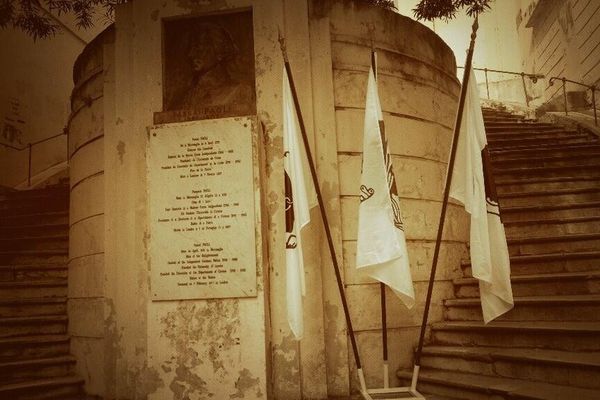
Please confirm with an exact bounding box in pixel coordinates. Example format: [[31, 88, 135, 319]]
[[411, 16, 479, 391], [278, 33, 369, 395]]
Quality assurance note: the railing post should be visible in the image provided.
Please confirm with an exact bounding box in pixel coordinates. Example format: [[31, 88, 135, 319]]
[[562, 77, 568, 115], [27, 143, 32, 187], [520, 72, 529, 107], [592, 86, 598, 127], [484, 68, 490, 99]]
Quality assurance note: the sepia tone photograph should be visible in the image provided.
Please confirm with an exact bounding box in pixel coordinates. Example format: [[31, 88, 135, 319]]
[[0, 0, 599, 399], [158, 10, 257, 122]]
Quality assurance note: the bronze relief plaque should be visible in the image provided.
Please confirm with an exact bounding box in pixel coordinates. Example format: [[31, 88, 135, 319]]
[[156, 10, 256, 124]]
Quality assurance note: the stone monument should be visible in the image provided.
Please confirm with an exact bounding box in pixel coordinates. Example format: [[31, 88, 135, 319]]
[[67, 1, 463, 399]]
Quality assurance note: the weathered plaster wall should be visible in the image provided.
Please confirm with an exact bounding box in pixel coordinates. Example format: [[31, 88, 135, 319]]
[[68, 1, 465, 398], [104, 1, 280, 399]]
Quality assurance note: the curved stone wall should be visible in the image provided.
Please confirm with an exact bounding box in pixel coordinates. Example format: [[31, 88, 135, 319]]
[[314, 0, 468, 389], [67, 26, 114, 397]]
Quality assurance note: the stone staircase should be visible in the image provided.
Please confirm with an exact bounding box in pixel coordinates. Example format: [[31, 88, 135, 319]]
[[0, 185, 84, 399], [398, 108, 600, 399]]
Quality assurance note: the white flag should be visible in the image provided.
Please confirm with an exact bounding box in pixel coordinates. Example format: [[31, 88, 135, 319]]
[[356, 57, 415, 308], [450, 68, 514, 323], [283, 66, 311, 339]]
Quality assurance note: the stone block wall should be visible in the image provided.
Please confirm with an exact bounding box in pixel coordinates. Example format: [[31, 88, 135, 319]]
[[67, 27, 114, 397], [317, 1, 467, 389]]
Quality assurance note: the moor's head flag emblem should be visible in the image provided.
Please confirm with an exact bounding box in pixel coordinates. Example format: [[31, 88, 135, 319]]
[[449, 68, 513, 323], [283, 66, 311, 339], [355, 53, 415, 309]]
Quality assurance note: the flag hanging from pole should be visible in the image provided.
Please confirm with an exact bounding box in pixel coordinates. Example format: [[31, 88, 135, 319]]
[[356, 53, 415, 308], [283, 66, 311, 339], [450, 68, 514, 323]]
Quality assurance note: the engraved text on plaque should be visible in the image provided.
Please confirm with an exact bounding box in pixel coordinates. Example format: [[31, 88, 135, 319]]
[[148, 117, 257, 300]]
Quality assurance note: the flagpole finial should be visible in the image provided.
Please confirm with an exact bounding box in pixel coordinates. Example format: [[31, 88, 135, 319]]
[[466, 15, 479, 62], [278, 28, 289, 63]]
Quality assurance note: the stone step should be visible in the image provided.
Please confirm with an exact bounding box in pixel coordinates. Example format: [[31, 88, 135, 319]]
[[430, 321, 600, 351], [484, 117, 528, 124], [454, 271, 600, 298], [487, 130, 580, 141], [500, 201, 600, 222], [416, 396, 460, 400], [0, 355, 76, 385], [499, 186, 600, 202], [487, 130, 579, 142], [444, 295, 600, 322], [506, 232, 600, 256], [492, 151, 600, 169], [0, 249, 68, 265], [397, 368, 600, 399], [0, 315, 68, 338], [462, 251, 600, 276], [418, 346, 600, 390], [0, 211, 68, 228], [0, 186, 68, 201], [0, 335, 70, 362], [496, 174, 600, 188], [0, 188, 69, 210], [0, 264, 67, 282], [0, 196, 68, 213], [0, 223, 68, 239], [491, 143, 600, 159], [482, 109, 523, 117], [0, 196, 69, 217], [484, 121, 556, 129], [504, 215, 600, 236], [498, 187, 600, 208], [0, 234, 69, 251], [493, 163, 600, 180], [487, 135, 592, 148], [491, 141, 600, 154], [0, 297, 67, 318], [0, 280, 67, 299], [0, 375, 83, 400]]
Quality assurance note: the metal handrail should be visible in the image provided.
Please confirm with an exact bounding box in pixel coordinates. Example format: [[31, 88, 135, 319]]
[[0, 128, 68, 187], [458, 66, 544, 107], [549, 76, 598, 126]]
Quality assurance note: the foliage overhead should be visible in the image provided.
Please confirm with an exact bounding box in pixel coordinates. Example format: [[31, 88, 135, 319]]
[[1, 0, 492, 40], [0, 0, 124, 40], [358, 0, 396, 10], [3, 0, 397, 40], [413, 0, 493, 21]]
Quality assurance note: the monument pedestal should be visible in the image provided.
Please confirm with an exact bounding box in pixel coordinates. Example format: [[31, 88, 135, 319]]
[[67, 1, 463, 398]]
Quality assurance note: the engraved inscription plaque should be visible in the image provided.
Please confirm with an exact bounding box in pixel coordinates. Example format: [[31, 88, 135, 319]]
[[148, 117, 257, 300]]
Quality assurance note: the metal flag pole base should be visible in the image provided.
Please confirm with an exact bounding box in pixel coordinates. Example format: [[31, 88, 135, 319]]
[[358, 366, 425, 400]]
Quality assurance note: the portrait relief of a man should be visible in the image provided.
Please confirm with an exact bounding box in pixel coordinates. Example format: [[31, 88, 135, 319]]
[[160, 10, 256, 122]]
